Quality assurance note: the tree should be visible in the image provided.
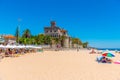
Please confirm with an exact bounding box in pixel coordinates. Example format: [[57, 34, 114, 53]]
[[60, 35, 66, 47], [19, 38, 27, 45], [31, 38, 36, 45], [72, 38, 79, 44], [44, 35, 52, 45], [15, 26, 20, 43], [36, 34, 45, 45], [22, 29, 31, 38], [71, 37, 82, 48], [82, 42, 89, 48], [53, 37, 60, 44]]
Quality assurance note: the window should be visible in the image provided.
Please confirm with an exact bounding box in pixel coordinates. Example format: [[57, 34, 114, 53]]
[[46, 31, 48, 33]]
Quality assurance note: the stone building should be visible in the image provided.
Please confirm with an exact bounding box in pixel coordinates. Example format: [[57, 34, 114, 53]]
[[44, 21, 72, 48]]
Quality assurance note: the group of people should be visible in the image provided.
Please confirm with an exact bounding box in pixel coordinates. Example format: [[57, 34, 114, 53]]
[[97, 56, 112, 63], [0, 48, 42, 59]]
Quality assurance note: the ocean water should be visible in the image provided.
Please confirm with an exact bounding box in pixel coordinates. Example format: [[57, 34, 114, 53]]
[[97, 48, 120, 51]]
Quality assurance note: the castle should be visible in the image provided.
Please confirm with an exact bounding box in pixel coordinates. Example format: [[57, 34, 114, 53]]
[[44, 21, 72, 48]]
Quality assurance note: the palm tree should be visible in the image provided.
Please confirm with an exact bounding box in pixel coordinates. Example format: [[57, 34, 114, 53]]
[[22, 29, 31, 38], [15, 26, 20, 43]]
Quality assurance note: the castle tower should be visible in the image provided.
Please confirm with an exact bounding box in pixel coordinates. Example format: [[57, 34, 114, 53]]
[[51, 21, 56, 28]]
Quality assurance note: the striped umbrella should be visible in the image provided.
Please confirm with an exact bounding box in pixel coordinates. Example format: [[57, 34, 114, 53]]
[[102, 52, 115, 57]]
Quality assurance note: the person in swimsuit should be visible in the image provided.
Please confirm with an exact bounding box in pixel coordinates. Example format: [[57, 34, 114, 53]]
[[101, 57, 107, 63]]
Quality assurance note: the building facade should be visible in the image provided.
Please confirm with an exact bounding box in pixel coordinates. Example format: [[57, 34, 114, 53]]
[[0, 34, 16, 45], [44, 21, 68, 37], [44, 21, 72, 48]]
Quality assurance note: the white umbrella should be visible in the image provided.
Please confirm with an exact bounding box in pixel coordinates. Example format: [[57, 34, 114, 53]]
[[20, 45, 26, 48], [5, 45, 17, 48], [36, 46, 42, 49], [0, 45, 5, 48], [25, 45, 33, 48], [5, 45, 12, 48], [12, 45, 18, 48]]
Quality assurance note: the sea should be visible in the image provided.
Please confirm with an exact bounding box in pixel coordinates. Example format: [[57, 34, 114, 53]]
[[97, 48, 120, 51]]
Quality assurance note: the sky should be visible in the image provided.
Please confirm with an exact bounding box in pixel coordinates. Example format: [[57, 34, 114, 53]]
[[0, 0, 120, 48]]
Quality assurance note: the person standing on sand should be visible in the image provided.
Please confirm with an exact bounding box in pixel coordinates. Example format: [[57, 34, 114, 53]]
[[90, 48, 96, 54], [77, 47, 79, 52]]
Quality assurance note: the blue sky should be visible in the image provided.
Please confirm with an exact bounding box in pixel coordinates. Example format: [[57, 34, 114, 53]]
[[0, 0, 120, 48]]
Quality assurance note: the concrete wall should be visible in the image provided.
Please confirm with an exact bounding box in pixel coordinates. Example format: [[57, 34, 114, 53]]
[[64, 38, 69, 48]]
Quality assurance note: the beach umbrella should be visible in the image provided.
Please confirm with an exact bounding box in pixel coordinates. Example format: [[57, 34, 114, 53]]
[[0, 45, 5, 48], [25, 45, 33, 48], [33, 46, 42, 49], [5, 45, 12, 48], [12, 45, 19, 48], [102, 52, 115, 57], [20, 45, 26, 48], [4, 45, 18, 49]]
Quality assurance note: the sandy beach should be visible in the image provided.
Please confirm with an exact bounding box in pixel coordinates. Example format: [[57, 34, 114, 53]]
[[0, 50, 120, 80]]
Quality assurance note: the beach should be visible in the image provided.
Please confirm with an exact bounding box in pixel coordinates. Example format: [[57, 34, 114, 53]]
[[0, 50, 120, 80]]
